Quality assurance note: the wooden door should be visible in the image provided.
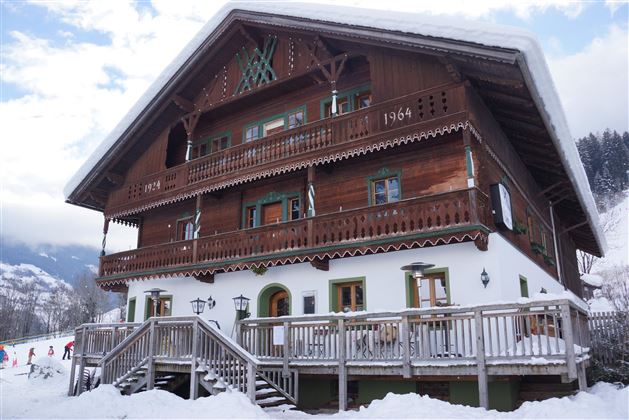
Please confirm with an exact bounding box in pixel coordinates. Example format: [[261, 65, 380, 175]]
[[270, 290, 289, 317], [262, 202, 282, 225]]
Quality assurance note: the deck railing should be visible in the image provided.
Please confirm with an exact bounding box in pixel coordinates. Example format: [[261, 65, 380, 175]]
[[238, 299, 589, 377], [106, 82, 468, 215], [99, 187, 486, 279]]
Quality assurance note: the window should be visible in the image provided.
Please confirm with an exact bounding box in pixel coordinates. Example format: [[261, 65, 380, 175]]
[[245, 126, 260, 142], [263, 118, 285, 136], [527, 213, 535, 242], [212, 135, 229, 152], [127, 298, 136, 322], [289, 198, 300, 221], [337, 282, 364, 312], [287, 110, 304, 129], [321, 86, 371, 118], [246, 206, 257, 228], [357, 92, 372, 109], [520, 276, 529, 298], [145, 296, 172, 320], [191, 133, 231, 159], [303, 291, 316, 314], [176, 217, 194, 241], [372, 176, 400, 205], [411, 272, 449, 308]]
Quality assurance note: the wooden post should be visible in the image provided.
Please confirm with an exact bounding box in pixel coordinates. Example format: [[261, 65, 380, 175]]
[[247, 362, 257, 403], [283, 321, 290, 378], [193, 195, 202, 264], [75, 326, 88, 396], [337, 318, 347, 411], [68, 329, 78, 396], [401, 316, 411, 378], [189, 318, 199, 400], [577, 362, 587, 391], [474, 311, 489, 409], [101, 218, 110, 257], [307, 166, 316, 217], [146, 319, 157, 390], [110, 326, 117, 353], [561, 304, 578, 380]]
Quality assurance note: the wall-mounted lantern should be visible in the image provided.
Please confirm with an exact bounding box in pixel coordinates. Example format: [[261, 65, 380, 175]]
[[480, 268, 490, 288], [190, 298, 206, 315], [207, 295, 216, 310], [233, 294, 250, 320]]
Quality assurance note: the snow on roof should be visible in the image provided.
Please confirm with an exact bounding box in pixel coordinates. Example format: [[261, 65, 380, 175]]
[[581, 273, 604, 287], [64, 1, 606, 255]]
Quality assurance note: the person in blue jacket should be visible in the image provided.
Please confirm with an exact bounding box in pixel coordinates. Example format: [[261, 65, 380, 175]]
[[0, 345, 6, 369]]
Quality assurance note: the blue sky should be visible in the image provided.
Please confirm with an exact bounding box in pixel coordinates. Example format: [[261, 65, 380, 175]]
[[1, 0, 628, 248]]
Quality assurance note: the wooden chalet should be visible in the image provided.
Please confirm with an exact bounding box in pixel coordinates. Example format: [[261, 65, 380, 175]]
[[65, 3, 604, 412]]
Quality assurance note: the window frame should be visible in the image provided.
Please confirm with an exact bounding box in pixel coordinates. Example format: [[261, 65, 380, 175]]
[[519, 275, 529, 298], [367, 168, 402, 206], [241, 191, 302, 229], [329, 277, 366, 312], [302, 290, 317, 315], [320, 84, 372, 119], [242, 106, 307, 143], [144, 295, 173, 320], [175, 214, 195, 241], [191, 131, 232, 159], [406, 268, 451, 309]]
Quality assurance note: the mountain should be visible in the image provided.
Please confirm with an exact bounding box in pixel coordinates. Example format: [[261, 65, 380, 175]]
[[0, 238, 100, 289]]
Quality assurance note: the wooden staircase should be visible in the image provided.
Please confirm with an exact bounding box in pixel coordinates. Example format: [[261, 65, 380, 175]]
[[70, 316, 298, 410]]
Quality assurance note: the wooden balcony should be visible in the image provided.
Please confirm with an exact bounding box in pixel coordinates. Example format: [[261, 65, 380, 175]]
[[106, 82, 469, 219], [97, 188, 489, 284]]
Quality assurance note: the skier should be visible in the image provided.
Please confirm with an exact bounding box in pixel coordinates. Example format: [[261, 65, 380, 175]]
[[47, 346, 54, 357], [0, 345, 5, 369], [12, 351, 17, 367], [27, 347, 35, 365], [62, 341, 74, 360]]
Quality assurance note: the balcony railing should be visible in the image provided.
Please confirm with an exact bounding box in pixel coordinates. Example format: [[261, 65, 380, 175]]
[[98, 188, 488, 281], [106, 82, 468, 217]]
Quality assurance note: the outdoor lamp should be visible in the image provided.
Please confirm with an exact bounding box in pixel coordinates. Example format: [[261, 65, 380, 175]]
[[144, 288, 168, 317], [401, 262, 435, 286], [480, 268, 490, 288], [233, 294, 250, 311], [207, 295, 216, 310], [190, 298, 206, 315]]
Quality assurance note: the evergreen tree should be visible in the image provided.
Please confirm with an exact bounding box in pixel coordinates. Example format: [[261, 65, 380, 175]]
[[623, 131, 629, 151]]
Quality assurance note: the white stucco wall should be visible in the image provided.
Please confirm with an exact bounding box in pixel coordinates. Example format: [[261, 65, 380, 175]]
[[126, 232, 574, 335]]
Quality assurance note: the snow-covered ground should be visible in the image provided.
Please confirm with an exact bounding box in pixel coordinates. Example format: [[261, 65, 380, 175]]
[[1, 335, 627, 419], [595, 192, 629, 272]]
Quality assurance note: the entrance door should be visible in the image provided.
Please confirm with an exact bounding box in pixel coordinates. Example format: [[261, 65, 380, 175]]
[[270, 290, 290, 317], [262, 202, 282, 225]]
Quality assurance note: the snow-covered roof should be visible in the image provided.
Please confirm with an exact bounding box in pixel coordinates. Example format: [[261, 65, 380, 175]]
[[581, 273, 603, 288], [64, 1, 606, 255]]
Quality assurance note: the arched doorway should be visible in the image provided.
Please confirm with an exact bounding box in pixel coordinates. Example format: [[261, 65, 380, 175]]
[[257, 283, 291, 318]]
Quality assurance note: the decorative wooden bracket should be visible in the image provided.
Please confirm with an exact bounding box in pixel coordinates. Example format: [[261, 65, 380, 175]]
[[310, 257, 329, 271], [474, 234, 488, 252], [105, 172, 124, 186], [182, 112, 200, 139], [173, 94, 194, 113], [194, 273, 215, 284], [234, 35, 278, 94]]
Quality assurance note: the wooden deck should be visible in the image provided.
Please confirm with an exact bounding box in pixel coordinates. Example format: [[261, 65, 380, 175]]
[[69, 299, 589, 410]]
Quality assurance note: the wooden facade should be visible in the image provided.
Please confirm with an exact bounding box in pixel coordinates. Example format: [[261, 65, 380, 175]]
[[65, 11, 602, 296]]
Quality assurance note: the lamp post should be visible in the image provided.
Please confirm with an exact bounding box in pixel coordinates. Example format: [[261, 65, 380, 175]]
[[401, 262, 434, 308], [232, 294, 250, 321], [190, 298, 206, 315], [144, 288, 167, 318]]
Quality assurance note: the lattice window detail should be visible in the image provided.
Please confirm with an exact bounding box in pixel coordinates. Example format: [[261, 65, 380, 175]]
[[234, 36, 278, 95]]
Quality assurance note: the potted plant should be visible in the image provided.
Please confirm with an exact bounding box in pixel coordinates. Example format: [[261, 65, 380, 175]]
[[513, 220, 528, 235], [251, 265, 268, 276], [530, 241, 545, 255], [543, 255, 556, 267]]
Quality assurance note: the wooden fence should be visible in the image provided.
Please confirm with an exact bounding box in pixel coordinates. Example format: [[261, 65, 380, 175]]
[[588, 311, 628, 367]]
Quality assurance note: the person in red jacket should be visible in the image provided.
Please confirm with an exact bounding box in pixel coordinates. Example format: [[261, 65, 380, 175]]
[[62, 341, 74, 360]]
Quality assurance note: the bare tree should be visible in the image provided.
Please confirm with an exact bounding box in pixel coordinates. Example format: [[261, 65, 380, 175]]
[[577, 205, 622, 274], [601, 265, 629, 312]]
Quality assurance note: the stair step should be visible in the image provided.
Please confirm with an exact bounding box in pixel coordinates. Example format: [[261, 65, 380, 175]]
[[256, 388, 279, 396], [263, 403, 297, 412], [258, 397, 293, 408]]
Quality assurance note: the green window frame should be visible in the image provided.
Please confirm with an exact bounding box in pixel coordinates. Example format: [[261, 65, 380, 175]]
[[242, 106, 307, 143], [329, 277, 366, 312], [519, 275, 529, 298], [144, 295, 173, 320], [191, 131, 231, 159], [405, 268, 451, 308], [241, 191, 302, 228], [320, 84, 372, 119], [257, 283, 291, 317], [367, 167, 402, 206], [127, 297, 136, 322]]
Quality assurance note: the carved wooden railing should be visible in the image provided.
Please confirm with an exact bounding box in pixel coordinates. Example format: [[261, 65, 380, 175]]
[[106, 83, 468, 216], [99, 188, 486, 279], [239, 299, 590, 376]]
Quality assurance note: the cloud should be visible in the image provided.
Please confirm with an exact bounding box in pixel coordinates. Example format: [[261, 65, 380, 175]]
[[547, 24, 629, 138]]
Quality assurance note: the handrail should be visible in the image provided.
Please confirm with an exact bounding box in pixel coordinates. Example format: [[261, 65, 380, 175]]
[[97, 322, 150, 366], [241, 299, 588, 324], [197, 319, 260, 366]]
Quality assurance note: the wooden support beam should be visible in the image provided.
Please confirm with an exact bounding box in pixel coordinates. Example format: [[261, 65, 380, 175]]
[[310, 257, 329, 271], [438, 56, 463, 83], [538, 181, 567, 197], [474, 311, 489, 409], [560, 221, 588, 235], [194, 273, 215, 283], [237, 23, 257, 47], [105, 172, 124, 185], [173, 94, 194, 113], [338, 318, 347, 411]]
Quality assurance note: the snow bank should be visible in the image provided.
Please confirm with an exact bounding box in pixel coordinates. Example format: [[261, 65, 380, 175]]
[[62, 2, 605, 255], [581, 273, 603, 287], [27, 357, 66, 381], [588, 296, 616, 313]]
